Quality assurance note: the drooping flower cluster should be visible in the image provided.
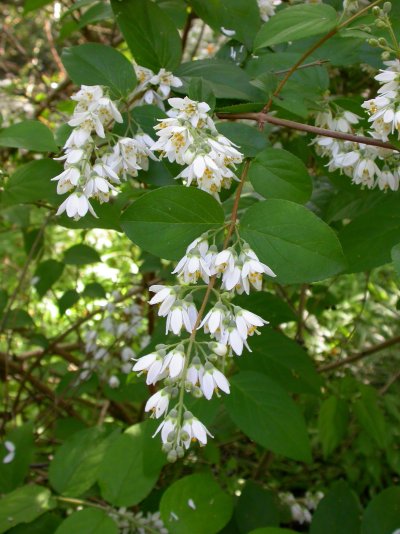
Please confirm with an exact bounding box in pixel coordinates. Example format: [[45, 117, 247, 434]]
[[152, 97, 244, 199], [52, 66, 184, 220], [257, 0, 282, 21], [108, 508, 168, 534], [132, 231, 275, 459], [279, 491, 324, 525], [79, 291, 148, 389], [313, 100, 400, 191]]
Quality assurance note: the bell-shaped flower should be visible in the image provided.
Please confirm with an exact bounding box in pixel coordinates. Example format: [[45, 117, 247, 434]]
[[145, 388, 170, 418], [180, 411, 213, 448], [161, 347, 185, 379], [234, 307, 268, 339], [149, 285, 178, 317], [132, 349, 166, 385], [153, 410, 178, 444], [56, 192, 97, 220], [199, 363, 230, 400], [199, 303, 227, 335]]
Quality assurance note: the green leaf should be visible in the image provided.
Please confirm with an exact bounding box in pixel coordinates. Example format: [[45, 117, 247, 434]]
[[61, 43, 136, 98], [237, 328, 322, 395], [63, 244, 101, 265], [189, 78, 216, 113], [310, 481, 362, 534], [254, 4, 338, 50], [175, 59, 264, 101], [55, 509, 118, 534], [1, 309, 35, 331], [160, 473, 234, 534], [121, 186, 224, 261], [235, 482, 280, 532], [190, 0, 261, 50], [58, 290, 80, 315], [110, 0, 181, 71], [248, 148, 312, 204], [249, 529, 298, 534], [0, 422, 34, 493], [361, 487, 400, 534], [353, 386, 388, 450], [391, 243, 400, 276], [77, 2, 113, 29], [216, 123, 267, 158], [0, 485, 55, 534], [224, 371, 312, 462], [240, 199, 346, 284], [338, 194, 400, 273], [34, 260, 65, 298], [8, 513, 62, 534], [24, 0, 53, 12], [130, 105, 167, 137], [98, 421, 165, 507], [58, 201, 122, 231], [83, 282, 106, 299], [3, 159, 62, 206], [49, 427, 114, 497], [0, 121, 57, 152], [318, 396, 349, 458]]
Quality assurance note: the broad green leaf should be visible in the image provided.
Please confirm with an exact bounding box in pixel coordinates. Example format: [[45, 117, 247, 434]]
[[249, 529, 298, 534], [254, 4, 338, 50], [0, 121, 57, 152], [121, 186, 224, 261], [98, 421, 165, 506], [58, 201, 122, 231], [8, 513, 62, 534], [1, 309, 35, 330], [49, 427, 114, 497], [339, 194, 400, 272], [0, 422, 34, 493], [189, 78, 216, 112], [190, 0, 261, 50], [58, 290, 80, 315], [318, 396, 349, 458], [160, 473, 234, 534], [235, 482, 280, 532], [77, 2, 113, 29], [110, 0, 181, 71], [238, 328, 322, 395], [391, 243, 400, 276], [310, 481, 362, 534], [216, 123, 267, 158], [61, 43, 136, 98], [55, 509, 118, 534], [83, 282, 106, 299], [63, 244, 101, 265], [353, 386, 388, 450], [34, 260, 65, 298], [3, 159, 62, 206], [224, 371, 312, 462], [130, 105, 166, 137], [240, 199, 346, 284], [24, 0, 53, 12], [249, 148, 312, 204], [361, 487, 400, 534], [0, 485, 55, 534], [175, 60, 264, 102]]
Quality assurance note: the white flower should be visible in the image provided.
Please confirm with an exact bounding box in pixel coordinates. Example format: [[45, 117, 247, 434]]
[[241, 244, 276, 292], [199, 364, 230, 400], [180, 412, 213, 448], [56, 192, 97, 220], [161, 347, 185, 378], [68, 110, 105, 138], [220, 322, 251, 356], [71, 85, 103, 108], [145, 388, 170, 418], [54, 147, 85, 165], [153, 410, 178, 443], [64, 127, 92, 148], [132, 350, 165, 385], [108, 375, 120, 388], [150, 68, 183, 97], [51, 166, 81, 195], [149, 285, 178, 317], [377, 168, 399, 191], [2, 441, 15, 464], [199, 304, 227, 335], [234, 307, 268, 339], [152, 120, 193, 164], [84, 176, 116, 202], [172, 247, 211, 283], [186, 358, 203, 387], [209, 341, 228, 356], [352, 156, 380, 188], [214, 248, 237, 273], [257, 0, 281, 22], [165, 301, 194, 336], [168, 97, 210, 127], [96, 97, 123, 124]]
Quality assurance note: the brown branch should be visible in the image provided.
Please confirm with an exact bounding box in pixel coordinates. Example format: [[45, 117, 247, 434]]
[[216, 112, 398, 151], [318, 335, 400, 372]]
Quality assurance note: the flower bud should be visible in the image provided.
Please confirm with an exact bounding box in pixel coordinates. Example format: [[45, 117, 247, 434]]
[[167, 450, 178, 463], [383, 2, 392, 13], [176, 446, 185, 458]]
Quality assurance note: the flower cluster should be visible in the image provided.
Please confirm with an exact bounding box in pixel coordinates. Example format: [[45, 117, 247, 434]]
[[79, 291, 148, 389], [131, 65, 182, 110], [152, 97, 243, 199], [132, 232, 275, 459], [279, 491, 324, 525], [52, 65, 184, 220], [313, 102, 400, 191], [108, 508, 168, 534], [257, 0, 282, 22]]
